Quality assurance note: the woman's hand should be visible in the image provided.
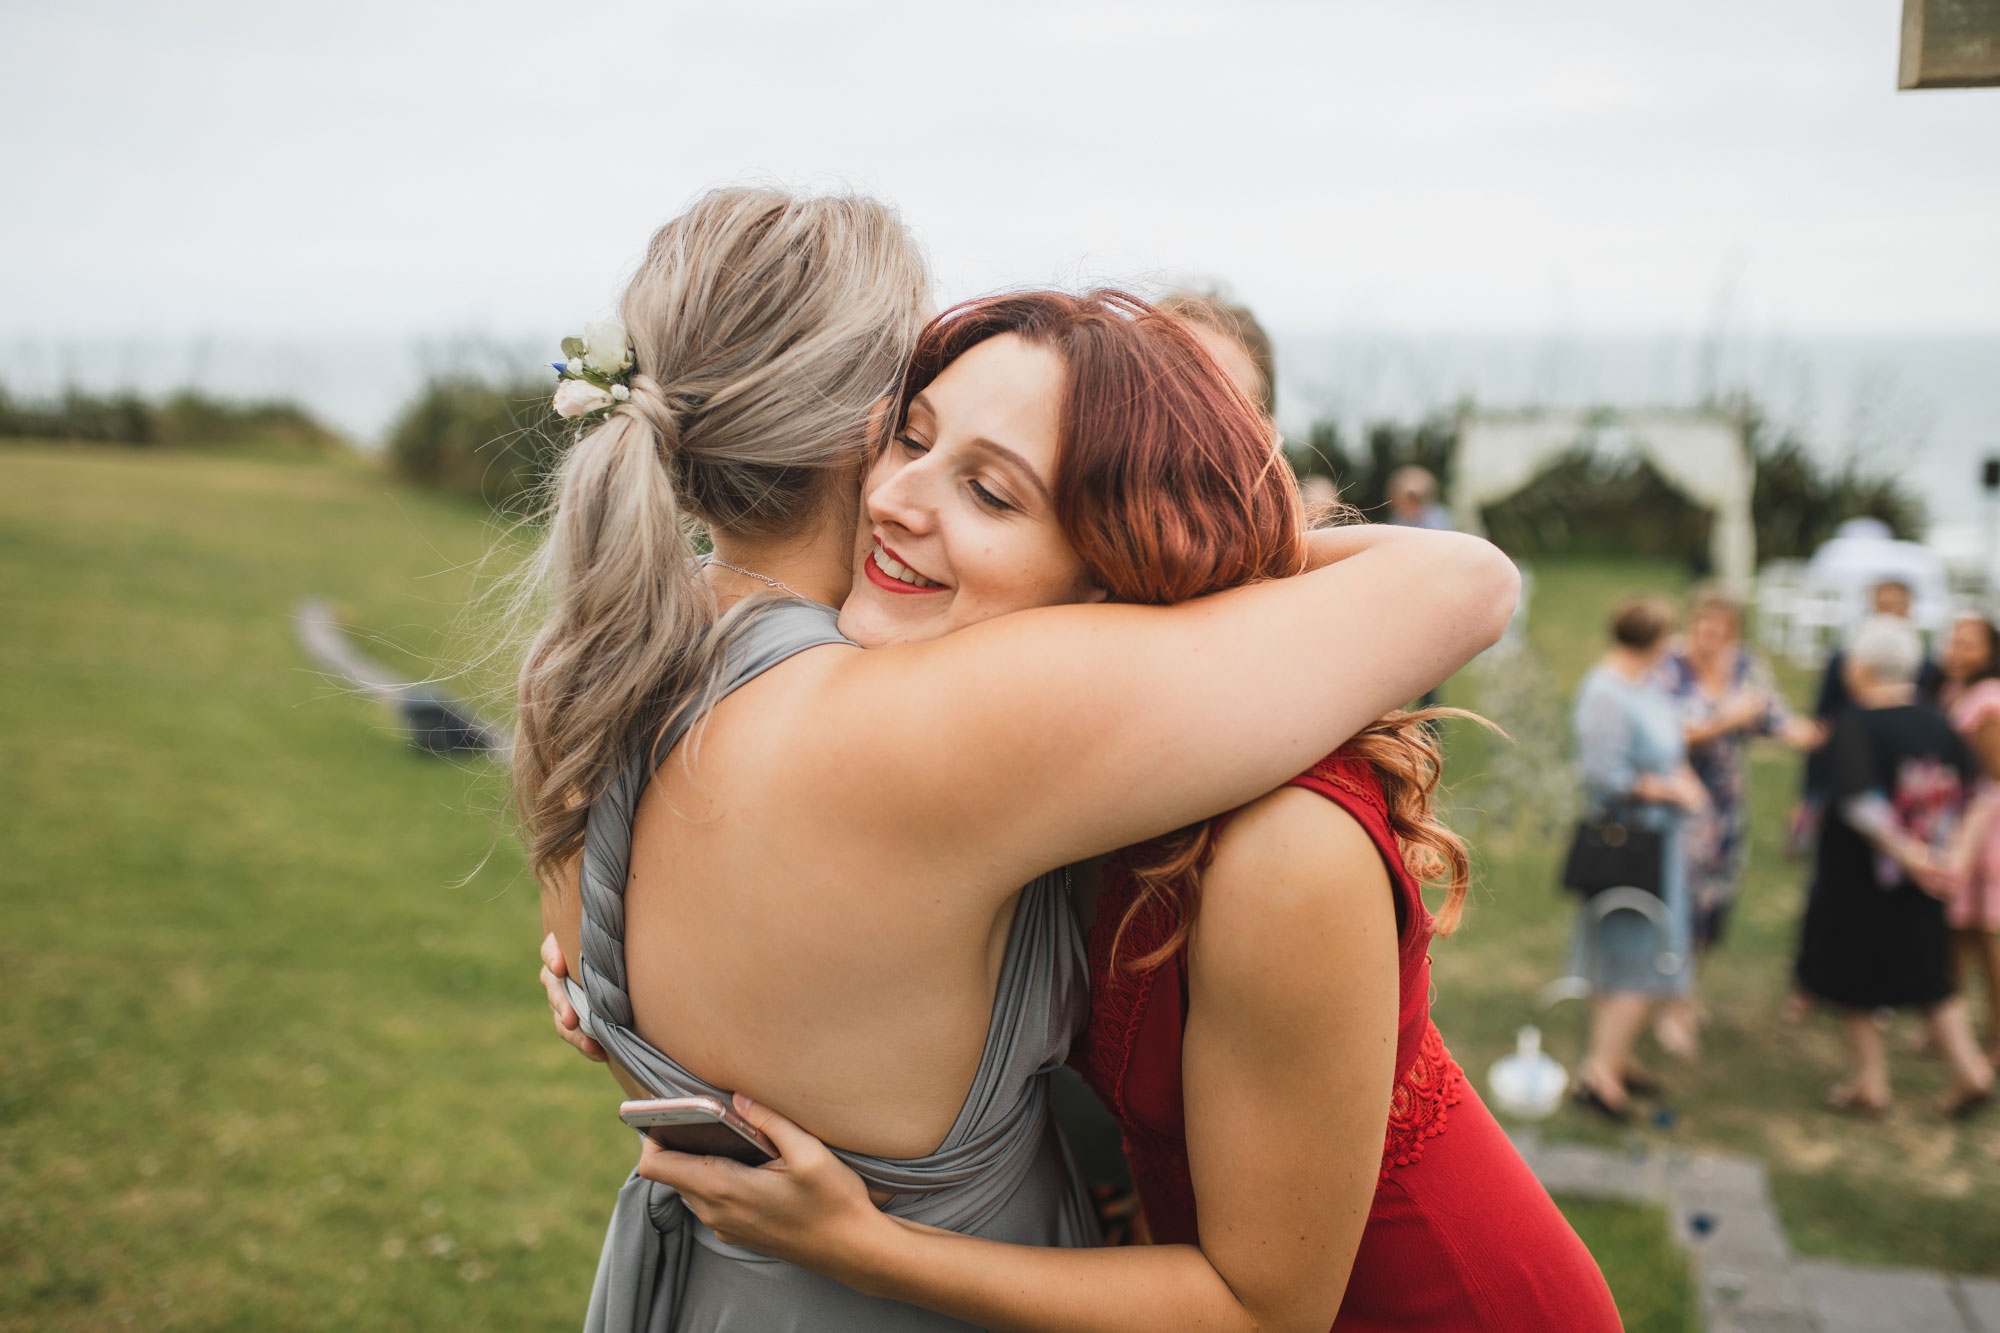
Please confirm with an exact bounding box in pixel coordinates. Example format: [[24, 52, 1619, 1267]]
[[1781, 716, 1830, 752], [1664, 768, 1712, 808], [1674, 768, 1713, 813], [1917, 787, 2000, 900], [1722, 691, 1769, 734], [1909, 849, 1967, 902], [635, 1093, 889, 1277], [1636, 769, 1709, 813], [540, 933, 606, 1062]]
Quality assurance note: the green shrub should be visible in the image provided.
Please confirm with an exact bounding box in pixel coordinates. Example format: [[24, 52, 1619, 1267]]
[[0, 382, 345, 452], [1747, 409, 1926, 557], [384, 377, 560, 511], [154, 390, 344, 452], [1482, 447, 1718, 564], [0, 384, 159, 444]]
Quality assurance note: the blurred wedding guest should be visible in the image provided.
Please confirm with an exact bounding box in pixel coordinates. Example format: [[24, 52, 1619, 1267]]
[[1654, 587, 1825, 1056], [1299, 473, 1340, 515], [1940, 612, 2000, 1061], [1785, 578, 1946, 1018], [1799, 579, 1942, 835], [1794, 616, 1994, 1117], [1570, 597, 1710, 1118], [1387, 465, 1455, 530], [1386, 465, 1457, 709], [1814, 579, 1944, 717], [1157, 288, 1275, 417]]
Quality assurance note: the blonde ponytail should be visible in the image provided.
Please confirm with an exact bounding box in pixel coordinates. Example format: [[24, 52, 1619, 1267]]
[[513, 188, 929, 889]]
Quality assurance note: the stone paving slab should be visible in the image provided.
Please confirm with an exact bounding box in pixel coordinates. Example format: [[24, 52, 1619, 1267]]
[[1702, 1254, 1812, 1330], [1517, 1138, 1656, 1201], [1712, 1308, 1817, 1333], [1960, 1276, 2000, 1333], [1671, 1158, 1814, 1332], [1510, 1130, 2000, 1331], [1511, 1130, 1820, 1331], [1795, 1259, 1970, 1333], [1676, 1202, 1793, 1266]]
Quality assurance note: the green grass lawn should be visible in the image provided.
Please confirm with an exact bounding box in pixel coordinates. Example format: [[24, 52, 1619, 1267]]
[[2, 447, 1710, 1327], [1555, 1196, 1698, 1333], [1433, 555, 2000, 1278], [1, 445, 629, 1329]]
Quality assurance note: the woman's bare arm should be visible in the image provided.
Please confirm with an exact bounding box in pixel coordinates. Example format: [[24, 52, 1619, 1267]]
[[804, 524, 1516, 887], [1301, 520, 1408, 569], [1175, 789, 1399, 1327], [636, 791, 1399, 1333], [1972, 717, 2000, 782]]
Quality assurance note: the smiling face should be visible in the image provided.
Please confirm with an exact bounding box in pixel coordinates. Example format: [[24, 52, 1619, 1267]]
[[837, 333, 1105, 649]]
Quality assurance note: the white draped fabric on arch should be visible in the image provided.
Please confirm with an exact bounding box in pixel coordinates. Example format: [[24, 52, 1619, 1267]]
[[1447, 410, 1756, 590]]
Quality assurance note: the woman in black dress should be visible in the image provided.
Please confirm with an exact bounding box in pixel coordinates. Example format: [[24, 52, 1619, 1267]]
[[1796, 615, 1995, 1118]]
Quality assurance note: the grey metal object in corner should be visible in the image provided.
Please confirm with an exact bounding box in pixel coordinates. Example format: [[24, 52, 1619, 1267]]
[[292, 599, 511, 759]]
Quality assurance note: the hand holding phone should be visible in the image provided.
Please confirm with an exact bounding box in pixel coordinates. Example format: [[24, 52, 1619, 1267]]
[[618, 1095, 779, 1165]]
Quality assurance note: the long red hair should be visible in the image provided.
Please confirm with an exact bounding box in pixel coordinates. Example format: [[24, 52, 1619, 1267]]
[[897, 290, 1474, 971]]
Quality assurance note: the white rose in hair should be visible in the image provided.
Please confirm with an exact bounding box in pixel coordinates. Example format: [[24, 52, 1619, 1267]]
[[553, 379, 616, 418], [583, 317, 633, 375]]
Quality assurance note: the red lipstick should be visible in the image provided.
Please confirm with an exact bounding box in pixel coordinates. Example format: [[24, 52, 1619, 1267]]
[[865, 541, 948, 595]]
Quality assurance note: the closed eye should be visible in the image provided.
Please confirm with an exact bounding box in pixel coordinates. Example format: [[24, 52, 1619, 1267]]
[[895, 432, 930, 456], [969, 479, 1013, 513]]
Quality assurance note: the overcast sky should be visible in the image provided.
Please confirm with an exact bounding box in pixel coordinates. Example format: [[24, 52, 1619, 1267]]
[[5, 0, 1996, 340]]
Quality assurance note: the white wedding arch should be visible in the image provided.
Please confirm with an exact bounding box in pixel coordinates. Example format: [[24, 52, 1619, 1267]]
[[1446, 409, 1756, 590]]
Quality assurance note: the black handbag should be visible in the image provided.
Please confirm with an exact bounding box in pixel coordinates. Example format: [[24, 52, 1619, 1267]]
[[1560, 808, 1665, 899]]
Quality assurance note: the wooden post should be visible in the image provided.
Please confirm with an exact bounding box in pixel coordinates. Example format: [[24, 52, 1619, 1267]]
[[1900, 0, 2000, 89]]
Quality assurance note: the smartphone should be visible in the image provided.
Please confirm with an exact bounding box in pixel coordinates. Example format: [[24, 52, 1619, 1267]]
[[617, 1095, 779, 1165]]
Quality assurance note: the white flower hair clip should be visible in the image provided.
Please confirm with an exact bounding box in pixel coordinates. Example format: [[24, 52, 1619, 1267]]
[[551, 316, 636, 418]]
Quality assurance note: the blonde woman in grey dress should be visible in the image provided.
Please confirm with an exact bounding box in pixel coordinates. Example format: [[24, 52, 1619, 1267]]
[[521, 188, 1520, 1331]]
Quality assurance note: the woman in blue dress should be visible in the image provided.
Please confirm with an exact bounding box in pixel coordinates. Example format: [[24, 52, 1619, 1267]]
[[1570, 597, 1711, 1118]]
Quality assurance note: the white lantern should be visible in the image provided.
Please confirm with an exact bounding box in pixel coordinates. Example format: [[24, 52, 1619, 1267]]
[[1487, 1026, 1568, 1121]]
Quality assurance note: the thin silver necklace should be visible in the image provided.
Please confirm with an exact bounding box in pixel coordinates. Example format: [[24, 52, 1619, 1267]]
[[707, 556, 807, 602]]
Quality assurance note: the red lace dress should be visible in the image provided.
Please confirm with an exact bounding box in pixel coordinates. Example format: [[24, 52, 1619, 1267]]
[[1076, 750, 1621, 1331]]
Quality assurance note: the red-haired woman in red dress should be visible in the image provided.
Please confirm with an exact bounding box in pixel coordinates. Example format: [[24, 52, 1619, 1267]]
[[613, 290, 1620, 1331], [1076, 740, 1619, 1329]]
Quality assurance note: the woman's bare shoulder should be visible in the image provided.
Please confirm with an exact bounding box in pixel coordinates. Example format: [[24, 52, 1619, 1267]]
[[1186, 786, 1400, 1070], [1197, 787, 1392, 953]]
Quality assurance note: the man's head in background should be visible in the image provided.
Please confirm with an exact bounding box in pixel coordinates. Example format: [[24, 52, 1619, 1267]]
[[1157, 288, 1276, 419], [1388, 466, 1438, 522], [1871, 578, 1914, 620]]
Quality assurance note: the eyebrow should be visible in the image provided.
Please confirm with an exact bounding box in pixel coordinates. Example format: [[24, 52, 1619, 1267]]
[[967, 437, 1053, 506], [907, 392, 1054, 506]]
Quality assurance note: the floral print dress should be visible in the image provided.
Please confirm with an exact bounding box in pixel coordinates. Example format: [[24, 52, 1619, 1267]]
[[1659, 646, 1791, 940]]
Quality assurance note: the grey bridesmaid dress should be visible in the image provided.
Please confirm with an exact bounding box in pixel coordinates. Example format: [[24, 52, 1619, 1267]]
[[565, 597, 1096, 1332]]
